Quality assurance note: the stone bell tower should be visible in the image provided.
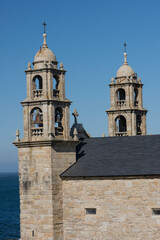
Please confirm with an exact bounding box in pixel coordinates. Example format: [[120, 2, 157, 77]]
[[106, 44, 147, 137], [13, 25, 78, 240]]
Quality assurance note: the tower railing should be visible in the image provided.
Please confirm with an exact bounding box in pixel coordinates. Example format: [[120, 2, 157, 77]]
[[115, 132, 127, 136], [117, 100, 126, 108], [33, 89, 43, 98], [31, 127, 43, 136]]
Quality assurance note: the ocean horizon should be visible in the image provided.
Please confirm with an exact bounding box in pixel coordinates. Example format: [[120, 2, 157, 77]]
[[0, 172, 20, 240]]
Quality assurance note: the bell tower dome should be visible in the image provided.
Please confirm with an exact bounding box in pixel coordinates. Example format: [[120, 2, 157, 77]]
[[23, 29, 71, 141], [106, 43, 148, 137]]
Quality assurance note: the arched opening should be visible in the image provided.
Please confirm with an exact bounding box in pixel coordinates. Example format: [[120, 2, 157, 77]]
[[116, 88, 126, 107], [31, 107, 43, 136], [33, 75, 43, 90], [117, 88, 125, 100], [33, 75, 43, 98], [31, 108, 43, 128], [134, 88, 138, 106], [53, 75, 60, 97], [136, 115, 142, 135], [55, 107, 63, 135], [115, 115, 127, 136]]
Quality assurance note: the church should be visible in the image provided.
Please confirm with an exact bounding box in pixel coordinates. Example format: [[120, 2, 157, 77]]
[[14, 28, 160, 240]]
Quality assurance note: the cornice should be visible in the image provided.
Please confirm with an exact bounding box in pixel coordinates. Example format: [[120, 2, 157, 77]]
[[13, 139, 80, 148]]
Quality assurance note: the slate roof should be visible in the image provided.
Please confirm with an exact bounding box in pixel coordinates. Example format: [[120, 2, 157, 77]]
[[61, 134, 160, 178]]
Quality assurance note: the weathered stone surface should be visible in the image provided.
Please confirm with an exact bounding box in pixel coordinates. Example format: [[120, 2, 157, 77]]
[[63, 177, 160, 240], [106, 52, 147, 137]]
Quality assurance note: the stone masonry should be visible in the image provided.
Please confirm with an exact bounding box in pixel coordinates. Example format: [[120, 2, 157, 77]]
[[62, 177, 160, 240], [106, 49, 147, 137], [14, 31, 78, 240]]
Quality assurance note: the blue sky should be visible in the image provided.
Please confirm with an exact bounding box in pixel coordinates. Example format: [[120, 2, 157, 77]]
[[0, 0, 160, 172]]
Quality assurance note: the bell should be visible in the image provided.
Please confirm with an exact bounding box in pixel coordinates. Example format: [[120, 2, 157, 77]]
[[34, 114, 42, 124], [56, 114, 61, 123]]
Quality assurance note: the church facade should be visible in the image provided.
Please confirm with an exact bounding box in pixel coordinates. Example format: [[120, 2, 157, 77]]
[[14, 31, 160, 240]]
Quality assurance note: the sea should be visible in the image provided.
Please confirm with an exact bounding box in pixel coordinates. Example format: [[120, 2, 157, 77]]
[[0, 173, 20, 240]]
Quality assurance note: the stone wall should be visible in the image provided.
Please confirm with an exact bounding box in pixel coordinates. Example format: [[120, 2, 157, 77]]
[[19, 146, 54, 240], [63, 177, 160, 240], [51, 143, 76, 239], [18, 142, 76, 240]]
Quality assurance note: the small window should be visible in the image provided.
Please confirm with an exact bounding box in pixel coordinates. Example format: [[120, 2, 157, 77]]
[[152, 208, 160, 215], [85, 208, 96, 215]]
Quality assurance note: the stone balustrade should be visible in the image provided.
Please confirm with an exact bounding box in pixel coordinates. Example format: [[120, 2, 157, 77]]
[[31, 127, 43, 136], [115, 132, 127, 136], [33, 89, 43, 98], [117, 100, 126, 108]]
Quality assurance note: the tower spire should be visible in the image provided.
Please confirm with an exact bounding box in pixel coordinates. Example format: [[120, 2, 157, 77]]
[[42, 21, 47, 47], [123, 42, 128, 65]]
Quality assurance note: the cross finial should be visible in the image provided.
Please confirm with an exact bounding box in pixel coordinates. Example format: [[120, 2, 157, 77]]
[[43, 21, 47, 33], [72, 109, 79, 124], [124, 42, 127, 53]]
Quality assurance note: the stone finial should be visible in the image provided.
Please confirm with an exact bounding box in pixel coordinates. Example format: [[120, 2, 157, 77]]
[[124, 52, 128, 65], [102, 133, 105, 137], [43, 33, 47, 47], [111, 77, 114, 83], [138, 77, 141, 83], [73, 127, 78, 141], [72, 109, 79, 124], [60, 62, 64, 70], [27, 62, 31, 70], [15, 129, 20, 142]]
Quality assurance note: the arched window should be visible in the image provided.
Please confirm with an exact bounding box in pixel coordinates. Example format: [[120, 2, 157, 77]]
[[136, 115, 142, 135], [115, 115, 127, 134], [33, 75, 43, 90], [117, 88, 125, 101], [32, 75, 43, 98], [134, 88, 138, 106], [31, 108, 43, 128], [55, 107, 63, 135], [116, 88, 126, 107], [53, 75, 60, 97]]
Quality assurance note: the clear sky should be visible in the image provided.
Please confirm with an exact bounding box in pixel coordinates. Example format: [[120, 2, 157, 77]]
[[0, 0, 160, 172]]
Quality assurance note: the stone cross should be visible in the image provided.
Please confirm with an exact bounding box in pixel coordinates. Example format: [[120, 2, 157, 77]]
[[72, 109, 79, 124], [43, 21, 47, 33], [124, 42, 127, 53]]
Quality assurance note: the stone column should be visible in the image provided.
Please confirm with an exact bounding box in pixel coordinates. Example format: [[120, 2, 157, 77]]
[[108, 113, 114, 136], [138, 85, 143, 108], [23, 104, 29, 140], [142, 114, 147, 135], [26, 72, 32, 99], [48, 103, 55, 136], [130, 85, 134, 107], [47, 71, 53, 99], [64, 104, 70, 139], [110, 85, 115, 108], [127, 113, 132, 136], [126, 85, 130, 108], [132, 112, 136, 135], [60, 72, 65, 100], [43, 102, 49, 138], [42, 71, 48, 99]]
